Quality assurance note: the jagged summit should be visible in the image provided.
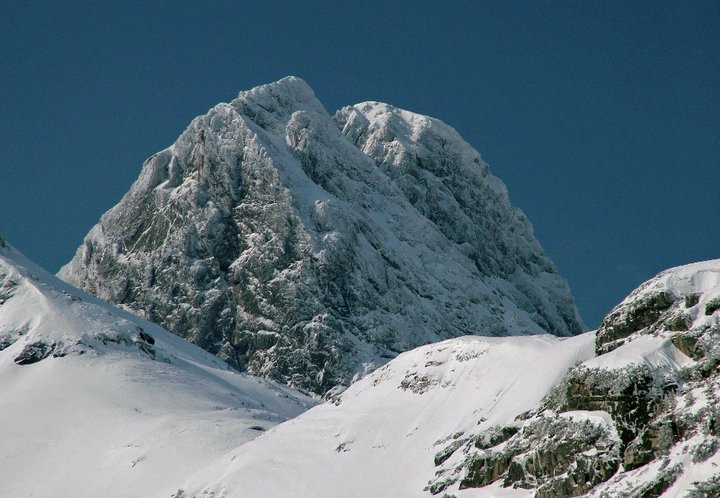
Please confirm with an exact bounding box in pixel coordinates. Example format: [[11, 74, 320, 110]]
[[234, 76, 326, 116], [60, 77, 583, 394]]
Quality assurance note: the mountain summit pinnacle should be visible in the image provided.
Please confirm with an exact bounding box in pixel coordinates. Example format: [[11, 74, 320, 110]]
[[60, 77, 583, 394]]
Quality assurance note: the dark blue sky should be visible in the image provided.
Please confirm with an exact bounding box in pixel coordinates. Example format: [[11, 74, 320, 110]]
[[1, 1, 718, 327]]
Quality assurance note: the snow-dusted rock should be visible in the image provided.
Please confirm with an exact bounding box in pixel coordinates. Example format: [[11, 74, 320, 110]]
[[59, 77, 583, 394], [335, 101, 580, 335], [0, 240, 313, 498]]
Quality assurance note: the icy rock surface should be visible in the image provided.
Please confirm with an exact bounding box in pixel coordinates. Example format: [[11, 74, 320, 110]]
[[60, 76, 583, 394]]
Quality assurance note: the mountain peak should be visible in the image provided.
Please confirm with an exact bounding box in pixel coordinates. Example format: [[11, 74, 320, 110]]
[[243, 75, 315, 99], [60, 78, 583, 394], [231, 75, 327, 122], [337, 100, 510, 199]]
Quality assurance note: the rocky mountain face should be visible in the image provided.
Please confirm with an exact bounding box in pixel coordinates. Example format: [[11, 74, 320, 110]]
[[430, 259, 720, 497], [59, 76, 583, 394]]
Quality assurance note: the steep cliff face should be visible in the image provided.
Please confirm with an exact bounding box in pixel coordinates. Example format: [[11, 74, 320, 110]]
[[335, 102, 581, 335], [60, 77, 583, 394]]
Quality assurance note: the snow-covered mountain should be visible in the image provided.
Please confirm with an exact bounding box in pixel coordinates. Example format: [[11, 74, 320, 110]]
[[13, 76, 716, 497], [59, 76, 583, 395], [166, 259, 720, 498], [0, 237, 313, 498]]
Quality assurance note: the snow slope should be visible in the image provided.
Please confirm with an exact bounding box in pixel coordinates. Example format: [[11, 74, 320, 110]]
[[170, 333, 595, 498], [0, 238, 314, 498]]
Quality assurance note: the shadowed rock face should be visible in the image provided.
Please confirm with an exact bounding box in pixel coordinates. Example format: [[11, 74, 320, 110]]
[[59, 77, 583, 395], [596, 291, 676, 354], [462, 416, 622, 496]]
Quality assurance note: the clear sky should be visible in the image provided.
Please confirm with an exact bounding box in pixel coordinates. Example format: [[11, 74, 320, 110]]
[[1, 1, 718, 327]]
